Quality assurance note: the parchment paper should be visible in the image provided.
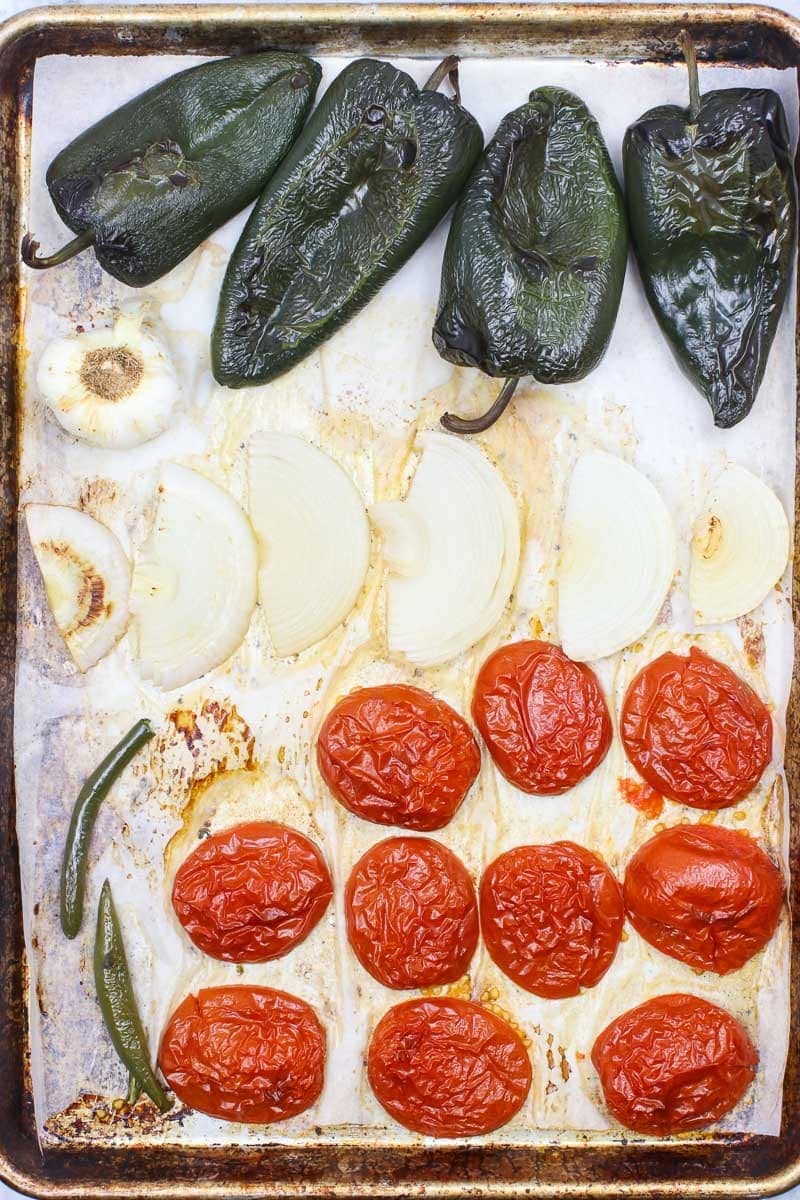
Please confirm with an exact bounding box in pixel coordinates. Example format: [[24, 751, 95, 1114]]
[[17, 51, 798, 1148]]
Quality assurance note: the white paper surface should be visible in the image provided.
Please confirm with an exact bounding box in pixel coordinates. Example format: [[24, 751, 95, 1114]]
[[16, 51, 798, 1148]]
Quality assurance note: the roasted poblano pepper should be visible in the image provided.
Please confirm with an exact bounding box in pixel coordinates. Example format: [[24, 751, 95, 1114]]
[[624, 34, 796, 428], [433, 87, 628, 433], [23, 53, 321, 287], [212, 56, 483, 387]]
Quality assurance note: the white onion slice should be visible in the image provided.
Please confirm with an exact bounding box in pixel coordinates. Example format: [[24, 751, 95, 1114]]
[[247, 433, 370, 656], [557, 450, 675, 661], [131, 464, 257, 689], [25, 504, 131, 670], [691, 464, 789, 624], [371, 432, 520, 665]]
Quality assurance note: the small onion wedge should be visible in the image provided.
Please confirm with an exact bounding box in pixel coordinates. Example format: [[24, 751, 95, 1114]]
[[557, 451, 675, 662], [371, 432, 520, 666], [25, 504, 131, 670], [691, 464, 789, 625], [131, 464, 257, 689], [247, 433, 370, 657]]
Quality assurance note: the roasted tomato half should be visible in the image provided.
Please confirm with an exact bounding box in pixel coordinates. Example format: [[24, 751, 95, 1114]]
[[345, 836, 478, 989], [472, 641, 612, 794], [592, 992, 757, 1135], [624, 824, 783, 974], [172, 821, 332, 962], [368, 997, 531, 1136], [317, 684, 480, 830], [159, 986, 325, 1124], [480, 842, 624, 998], [620, 647, 772, 810]]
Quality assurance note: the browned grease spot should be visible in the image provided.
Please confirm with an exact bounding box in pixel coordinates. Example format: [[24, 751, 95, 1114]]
[[738, 614, 766, 669], [699, 812, 717, 826], [80, 345, 143, 402], [44, 1092, 184, 1143], [545, 1081, 557, 1095], [558, 1046, 571, 1082], [618, 777, 664, 820], [546, 1033, 555, 1071], [697, 513, 722, 560]]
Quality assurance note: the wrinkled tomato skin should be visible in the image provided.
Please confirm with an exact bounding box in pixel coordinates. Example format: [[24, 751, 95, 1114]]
[[345, 837, 478, 989], [172, 822, 332, 962], [472, 641, 612, 795], [368, 997, 531, 1137], [159, 986, 325, 1124], [591, 992, 757, 1135], [620, 647, 772, 810], [624, 824, 783, 974], [317, 684, 481, 831], [480, 842, 624, 999]]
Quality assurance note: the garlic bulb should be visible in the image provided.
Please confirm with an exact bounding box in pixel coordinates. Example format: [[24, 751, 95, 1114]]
[[371, 432, 520, 666], [557, 451, 675, 661], [131, 464, 257, 689], [247, 433, 370, 656], [25, 504, 131, 670], [691, 464, 789, 624], [37, 310, 179, 449]]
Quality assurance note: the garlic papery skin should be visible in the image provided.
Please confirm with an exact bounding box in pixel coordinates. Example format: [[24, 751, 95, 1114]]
[[691, 464, 789, 625], [247, 433, 370, 657], [371, 432, 520, 667], [130, 463, 258, 690], [36, 310, 180, 449], [25, 504, 131, 671], [557, 450, 676, 662]]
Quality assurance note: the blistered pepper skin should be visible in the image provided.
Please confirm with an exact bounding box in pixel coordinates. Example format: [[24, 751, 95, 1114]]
[[433, 88, 628, 382], [39, 54, 321, 286], [212, 58, 483, 387], [624, 75, 796, 427]]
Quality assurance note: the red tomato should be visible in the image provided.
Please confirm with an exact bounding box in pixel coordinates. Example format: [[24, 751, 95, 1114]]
[[472, 641, 611, 794], [317, 684, 480, 831], [368, 997, 531, 1136], [480, 842, 624, 998], [345, 837, 478, 989], [159, 986, 325, 1124], [172, 822, 332, 962], [592, 993, 757, 1135], [620, 647, 772, 810], [624, 824, 783, 974]]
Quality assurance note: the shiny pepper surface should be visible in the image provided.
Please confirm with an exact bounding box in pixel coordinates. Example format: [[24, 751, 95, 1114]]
[[24, 54, 321, 286], [624, 36, 796, 427], [212, 57, 483, 387], [433, 88, 627, 433]]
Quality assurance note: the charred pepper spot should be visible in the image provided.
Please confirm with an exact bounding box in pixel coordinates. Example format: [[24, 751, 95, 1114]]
[[364, 104, 387, 126], [399, 138, 418, 169]]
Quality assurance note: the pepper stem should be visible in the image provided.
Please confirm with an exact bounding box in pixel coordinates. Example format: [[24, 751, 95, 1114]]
[[441, 376, 521, 435], [21, 228, 94, 270], [679, 30, 702, 123], [423, 55, 461, 105]]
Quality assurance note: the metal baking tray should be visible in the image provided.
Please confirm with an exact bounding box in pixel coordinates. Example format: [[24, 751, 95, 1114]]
[[0, 4, 798, 1197]]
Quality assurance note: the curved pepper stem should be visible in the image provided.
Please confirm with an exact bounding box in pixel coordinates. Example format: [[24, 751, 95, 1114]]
[[21, 228, 94, 270], [441, 376, 521, 435], [423, 54, 461, 105], [679, 30, 702, 123]]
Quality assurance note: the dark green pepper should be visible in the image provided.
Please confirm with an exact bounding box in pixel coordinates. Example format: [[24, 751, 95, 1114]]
[[624, 34, 796, 428], [23, 53, 321, 287], [433, 87, 628, 433], [61, 718, 154, 939], [95, 880, 171, 1112], [212, 56, 483, 387]]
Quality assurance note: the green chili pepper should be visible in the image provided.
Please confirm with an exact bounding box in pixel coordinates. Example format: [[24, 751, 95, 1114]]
[[212, 55, 483, 387], [23, 53, 321, 287], [433, 87, 628, 434], [623, 32, 796, 428], [61, 718, 154, 939], [95, 880, 171, 1113]]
